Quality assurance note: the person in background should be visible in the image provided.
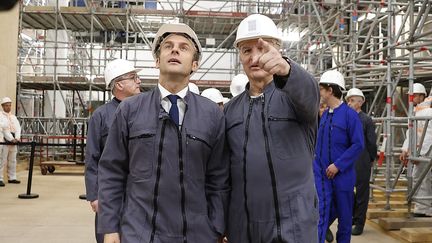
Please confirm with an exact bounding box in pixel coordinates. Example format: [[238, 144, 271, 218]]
[[314, 70, 364, 243], [201, 88, 228, 110], [230, 73, 248, 98], [0, 97, 21, 186], [224, 14, 319, 242], [188, 82, 200, 94], [84, 59, 142, 243], [345, 88, 378, 235], [98, 23, 229, 243], [400, 83, 432, 218]]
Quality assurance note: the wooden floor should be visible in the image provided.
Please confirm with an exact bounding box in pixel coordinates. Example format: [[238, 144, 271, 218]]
[[0, 166, 408, 243]]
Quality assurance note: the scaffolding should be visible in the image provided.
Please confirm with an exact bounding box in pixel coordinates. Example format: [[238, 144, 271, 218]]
[[16, 0, 432, 212]]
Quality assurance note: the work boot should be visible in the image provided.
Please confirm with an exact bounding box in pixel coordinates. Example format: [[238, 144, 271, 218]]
[[351, 225, 364, 235], [0, 181, 5, 187], [326, 228, 334, 242], [8, 179, 21, 184]]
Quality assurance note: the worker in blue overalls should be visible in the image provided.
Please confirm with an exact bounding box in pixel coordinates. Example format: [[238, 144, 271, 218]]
[[314, 70, 364, 243]]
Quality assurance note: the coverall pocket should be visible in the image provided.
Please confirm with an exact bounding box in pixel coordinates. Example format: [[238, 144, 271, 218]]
[[128, 129, 156, 179], [331, 123, 349, 144], [186, 129, 212, 179]]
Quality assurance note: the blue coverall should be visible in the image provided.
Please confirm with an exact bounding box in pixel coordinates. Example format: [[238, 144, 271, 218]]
[[314, 103, 364, 243]]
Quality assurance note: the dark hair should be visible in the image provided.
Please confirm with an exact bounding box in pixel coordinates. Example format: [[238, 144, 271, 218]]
[[155, 33, 200, 62], [320, 83, 343, 99]]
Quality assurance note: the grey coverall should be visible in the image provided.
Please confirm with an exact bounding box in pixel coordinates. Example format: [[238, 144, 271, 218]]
[[85, 98, 120, 243], [224, 60, 320, 243], [98, 88, 229, 243]]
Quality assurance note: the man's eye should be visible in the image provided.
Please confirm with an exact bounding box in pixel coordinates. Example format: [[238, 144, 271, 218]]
[[242, 49, 251, 54], [162, 44, 172, 49], [180, 46, 189, 51]]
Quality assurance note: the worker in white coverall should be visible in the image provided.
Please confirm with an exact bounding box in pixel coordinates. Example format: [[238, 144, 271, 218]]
[[400, 83, 432, 217], [0, 97, 21, 186]]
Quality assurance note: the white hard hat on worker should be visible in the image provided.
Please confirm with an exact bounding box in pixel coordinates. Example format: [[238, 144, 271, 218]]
[[0, 97, 12, 105], [230, 74, 249, 97], [152, 23, 202, 62], [319, 70, 345, 90], [104, 59, 141, 90], [345, 88, 365, 101], [234, 14, 282, 48]]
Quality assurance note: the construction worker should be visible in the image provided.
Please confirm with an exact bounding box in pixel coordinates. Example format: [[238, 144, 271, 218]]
[[224, 14, 319, 242], [98, 23, 229, 243], [314, 70, 364, 243], [201, 88, 227, 110], [400, 83, 432, 217], [84, 58, 141, 243], [346, 88, 378, 235], [0, 97, 21, 186], [229, 73, 248, 98]]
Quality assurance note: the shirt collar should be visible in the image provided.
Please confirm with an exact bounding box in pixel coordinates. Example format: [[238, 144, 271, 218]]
[[158, 83, 188, 100]]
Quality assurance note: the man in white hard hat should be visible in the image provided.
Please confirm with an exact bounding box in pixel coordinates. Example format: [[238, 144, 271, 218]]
[[98, 23, 228, 243], [84, 58, 141, 243], [314, 70, 364, 243], [201, 88, 226, 110], [400, 83, 432, 218], [345, 88, 378, 236], [400, 83, 427, 165], [0, 97, 21, 187], [224, 14, 319, 243]]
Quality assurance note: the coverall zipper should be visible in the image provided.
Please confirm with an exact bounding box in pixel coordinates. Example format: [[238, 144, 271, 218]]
[[242, 97, 254, 243], [260, 95, 284, 243], [149, 119, 167, 243]]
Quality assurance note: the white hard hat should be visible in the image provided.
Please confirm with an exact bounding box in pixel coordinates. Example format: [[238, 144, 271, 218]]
[[201, 88, 225, 104], [104, 59, 141, 88], [234, 14, 282, 48], [152, 23, 202, 62], [345, 88, 365, 101], [411, 83, 427, 95], [319, 70, 345, 90], [188, 82, 200, 94], [230, 74, 249, 97], [0, 97, 12, 105]]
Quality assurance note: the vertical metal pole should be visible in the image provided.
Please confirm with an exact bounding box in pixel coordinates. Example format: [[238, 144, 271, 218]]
[[351, 1, 357, 88], [18, 142, 39, 199], [406, 0, 416, 215], [73, 123, 77, 161], [384, 0, 394, 210]]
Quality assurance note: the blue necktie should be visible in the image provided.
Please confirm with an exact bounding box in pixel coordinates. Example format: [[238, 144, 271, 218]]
[[167, 95, 180, 126]]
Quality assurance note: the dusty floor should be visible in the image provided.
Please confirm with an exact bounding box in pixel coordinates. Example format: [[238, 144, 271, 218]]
[[0, 166, 403, 243]]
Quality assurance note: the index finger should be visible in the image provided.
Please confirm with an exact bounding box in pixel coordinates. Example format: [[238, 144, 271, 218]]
[[257, 38, 273, 53]]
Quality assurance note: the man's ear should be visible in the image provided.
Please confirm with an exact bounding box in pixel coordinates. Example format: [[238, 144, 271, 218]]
[[191, 60, 198, 72], [116, 82, 123, 90], [155, 58, 160, 69]]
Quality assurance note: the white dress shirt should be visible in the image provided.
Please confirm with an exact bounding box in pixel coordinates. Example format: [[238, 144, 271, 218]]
[[158, 83, 189, 126]]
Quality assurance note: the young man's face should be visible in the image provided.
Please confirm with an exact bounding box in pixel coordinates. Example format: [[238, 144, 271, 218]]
[[238, 39, 275, 82], [347, 96, 364, 111], [156, 34, 198, 77], [1, 102, 11, 113], [319, 85, 332, 104]]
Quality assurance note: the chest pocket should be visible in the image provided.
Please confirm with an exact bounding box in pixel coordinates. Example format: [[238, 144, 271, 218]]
[[267, 108, 306, 156], [185, 128, 212, 179], [128, 128, 156, 179], [331, 121, 349, 145]]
